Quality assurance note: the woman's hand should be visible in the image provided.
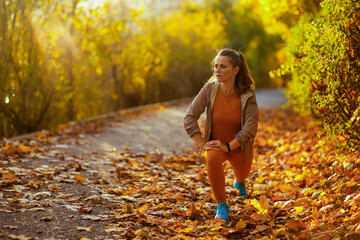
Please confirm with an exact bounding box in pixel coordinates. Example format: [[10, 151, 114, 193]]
[[203, 140, 228, 152]]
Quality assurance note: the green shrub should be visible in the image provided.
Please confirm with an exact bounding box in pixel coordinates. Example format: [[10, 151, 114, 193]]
[[286, 0, 360, 151]]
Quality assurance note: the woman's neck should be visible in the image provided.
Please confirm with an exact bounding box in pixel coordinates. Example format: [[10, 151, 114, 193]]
[[220, 81, 235, 95]]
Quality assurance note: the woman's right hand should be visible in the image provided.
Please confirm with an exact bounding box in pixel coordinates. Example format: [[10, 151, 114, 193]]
[[201, 141, 221, 152]]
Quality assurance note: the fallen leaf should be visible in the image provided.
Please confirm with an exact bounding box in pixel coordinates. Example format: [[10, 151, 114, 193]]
[[2, 172, 15, 180], [7, 235, 32, 240], [79, 206, 92, 213], [81, 215, 102, 221], [75, 226, 92, 232], [187, 203, 201, 220], [260, 195, 270, 210], [19, 144, 32, 153], [125, 204, 135, 213], [235, 220, 247, 229], [75, 174, 86, 182], [105, 226, 126, 233], [40, 216, 52, 221], [138, 204, 148, 214], [135, 229, 150, 238], [286, 219, 305, 231], [4, 225, 18, 229], [272, 194, 286, 201], [247, 198, 268, 214], [179, 227, 194, 233], [293, 206, 304, 215]]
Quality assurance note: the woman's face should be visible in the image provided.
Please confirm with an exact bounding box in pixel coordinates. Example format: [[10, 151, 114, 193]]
[[214, 55, 239, 83]]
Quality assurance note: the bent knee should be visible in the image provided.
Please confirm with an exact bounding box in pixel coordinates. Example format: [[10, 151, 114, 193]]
[[205, 150, 224, 164]]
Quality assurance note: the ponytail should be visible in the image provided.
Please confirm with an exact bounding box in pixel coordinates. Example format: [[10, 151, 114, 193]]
[[236, 51, 255, 96], [210, 48, 255, 96]]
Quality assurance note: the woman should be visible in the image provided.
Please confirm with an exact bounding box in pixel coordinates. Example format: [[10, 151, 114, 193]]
[[184, 48, 259, 221]]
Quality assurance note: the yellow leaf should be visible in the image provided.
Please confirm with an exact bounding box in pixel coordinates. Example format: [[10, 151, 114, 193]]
[[256, 176, 266, 183], [19, 144, 32, 153], [1, 144, 10, 152], [75, 174, 86, 182], [210, 224, 223, 231], [248, 198, 268, 214], [138, 204, 148, 214], [135, 229, 149, 238], [158, 105, 165, 111], [293, 206, 304, 215], [179, 227, 194, 233]]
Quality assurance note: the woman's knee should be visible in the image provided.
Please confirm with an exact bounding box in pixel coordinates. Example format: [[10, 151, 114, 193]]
[[205, 150, 224, 165]]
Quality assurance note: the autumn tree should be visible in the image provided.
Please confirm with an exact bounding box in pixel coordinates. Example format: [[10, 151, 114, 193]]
[[0, 0, 228, 138], [162, 2, 227, 98], [203, 0, 283, 88], [285, 0, 360, 150], [0, 0, 56, 136], [239, 0, 322, 87]]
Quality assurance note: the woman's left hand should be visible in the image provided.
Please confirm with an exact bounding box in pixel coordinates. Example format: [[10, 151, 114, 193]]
[[204, 140, 228, 152]]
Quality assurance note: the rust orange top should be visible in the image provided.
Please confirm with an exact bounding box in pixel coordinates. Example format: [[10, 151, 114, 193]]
[[211, 88, 242, 150]]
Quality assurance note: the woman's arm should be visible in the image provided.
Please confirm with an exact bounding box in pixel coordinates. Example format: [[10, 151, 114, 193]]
[[184, 83, 212, 137], [204, 138, 240, 152], [191, 132, 207, 149]]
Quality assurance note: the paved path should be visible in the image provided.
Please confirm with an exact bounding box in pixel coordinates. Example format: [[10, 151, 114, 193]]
[[256, 88, 288, 109], [80, 88, 287, 156]]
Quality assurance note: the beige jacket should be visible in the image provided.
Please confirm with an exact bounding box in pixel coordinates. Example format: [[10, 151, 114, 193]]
[[184, 81, 259, 160]]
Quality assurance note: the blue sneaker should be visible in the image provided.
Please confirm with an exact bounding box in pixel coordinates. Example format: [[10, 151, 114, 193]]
[[234, 181, 248, 197], [214, 202, 229, 221]]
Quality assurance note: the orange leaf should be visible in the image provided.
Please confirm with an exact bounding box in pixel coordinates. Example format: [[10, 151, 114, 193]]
[[260, 195, 270, 210], [57, 123, 68, 131], [2, 172, 15, 180], [287, 219, 305, 231], [75, 174, 86, 182], [272, 194, 286, 201], [1, 143, 18, 155]]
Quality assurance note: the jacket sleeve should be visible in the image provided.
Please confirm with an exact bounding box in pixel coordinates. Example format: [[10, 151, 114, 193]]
[[235, 94, 259, 144], [184, 82, 211, 137]]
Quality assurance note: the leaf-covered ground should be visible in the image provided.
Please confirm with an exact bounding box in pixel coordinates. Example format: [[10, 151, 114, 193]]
[[0, 106, 359, 240]]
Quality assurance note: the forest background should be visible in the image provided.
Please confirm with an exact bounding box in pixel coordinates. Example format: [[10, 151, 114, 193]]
[[0, 0, 359, 151]]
